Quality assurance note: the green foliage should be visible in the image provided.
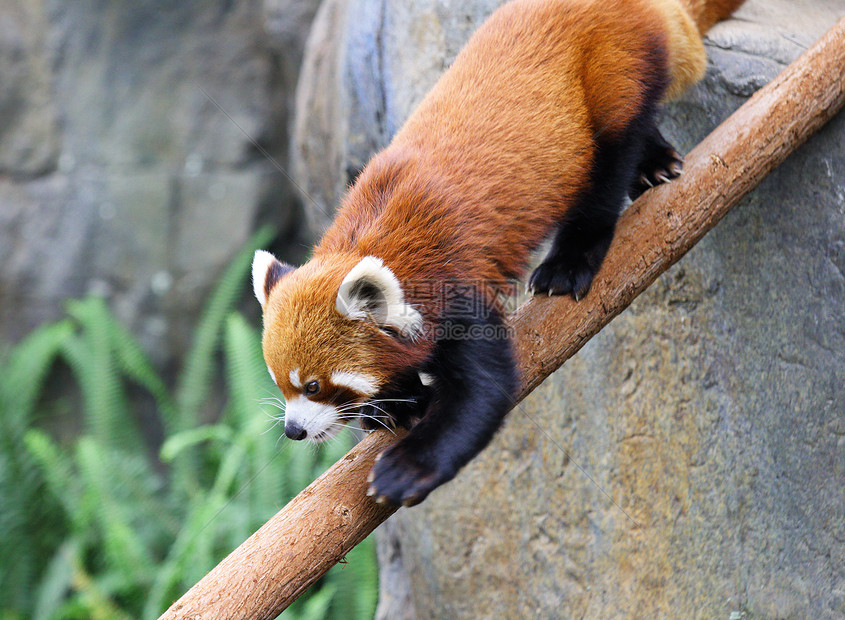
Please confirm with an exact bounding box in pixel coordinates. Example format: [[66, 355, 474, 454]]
[[0, 229, 379, 619]]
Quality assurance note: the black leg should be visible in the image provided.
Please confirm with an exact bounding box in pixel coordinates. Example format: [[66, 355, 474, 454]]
[[367, 311, 518, 506], [529, 112, 681, 299], [528, 203, 618, 300], [529, 130, 641, 299]]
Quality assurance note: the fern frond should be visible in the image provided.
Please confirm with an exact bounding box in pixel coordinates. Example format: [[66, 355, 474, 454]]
[[160, 425, 233, 463], [175, 226, 275, 432], [31, 538, 78, 620], [0, 319, 73, 429], [75, 438, 155, 585], [169, 226, 275, 501], [222, 313, 280, 518], [63, 298, 138, 451], [23, 430, 80, 527], [0, 320, 73, 614], [104, 313, 178, 434]]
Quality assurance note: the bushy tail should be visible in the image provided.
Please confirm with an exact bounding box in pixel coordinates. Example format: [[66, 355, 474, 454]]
[[680, 0, 746, 34], [656, 0, 745, 99]]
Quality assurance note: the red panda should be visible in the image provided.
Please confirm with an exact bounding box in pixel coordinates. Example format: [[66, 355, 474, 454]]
[[253, 0, 745, 505]]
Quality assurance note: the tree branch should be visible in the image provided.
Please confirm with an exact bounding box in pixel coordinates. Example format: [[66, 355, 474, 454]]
[[161, 16, 845, 620]]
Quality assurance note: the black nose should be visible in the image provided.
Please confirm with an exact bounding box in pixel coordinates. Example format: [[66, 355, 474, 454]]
[[285, 422, 307, 441]]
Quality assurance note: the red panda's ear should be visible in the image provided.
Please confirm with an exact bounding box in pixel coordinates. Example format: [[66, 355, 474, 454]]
[[336, 256, 423, 339], [252, 250, 294, 308]]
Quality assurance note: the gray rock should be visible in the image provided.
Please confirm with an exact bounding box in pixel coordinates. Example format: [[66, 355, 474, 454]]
[[290, 0, 845, 618], [291, 0, 503, 233], [0, 0, 320, 362], [0, 2, 60, 175]]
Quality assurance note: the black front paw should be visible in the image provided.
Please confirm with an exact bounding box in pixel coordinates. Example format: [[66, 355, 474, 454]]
[[629, 133, 683, 200], [529, 258, 596, 300], [367, 443, 448, 507], [529, 234, 612, 301]]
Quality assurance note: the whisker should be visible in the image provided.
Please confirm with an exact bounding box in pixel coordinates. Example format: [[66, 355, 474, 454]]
[[260, 405, 286, 420], [349, 414, 396, 434], [260, 406, 286, 418], [359, 404, 395, 419], [346, 408, 393, 422], [335, 404, 365, 413], [258, 397, 286, 408], [360, 419, 395, 433], [258, 387, 285, 397], [321, 434, 345, 449], [353, 414, 392, 426], [259, 411, 285, 426], [261, 417, 284, 436], [274, 431, 287, 449]]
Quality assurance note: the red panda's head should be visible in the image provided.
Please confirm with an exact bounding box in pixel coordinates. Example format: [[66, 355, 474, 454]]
[[252, 250, 427, 442]]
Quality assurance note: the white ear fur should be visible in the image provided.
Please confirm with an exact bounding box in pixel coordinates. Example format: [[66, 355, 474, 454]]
[[252, 250, 276, 307], [336, 256, 423, 339], [252, 250, 293, 307]]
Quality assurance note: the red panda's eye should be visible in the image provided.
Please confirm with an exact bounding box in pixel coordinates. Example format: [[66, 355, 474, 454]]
[[304, 381, 320, 396]]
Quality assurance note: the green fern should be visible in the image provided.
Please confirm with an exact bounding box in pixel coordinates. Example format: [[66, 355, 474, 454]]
[[0, 320, 74, 613], [62, 298, 140, 452], [31, 538, 77, 620], [75, 438, 157, 584], [1, 230, 380, 620], [170, 226, 275, 500], [0, 320, 74, 426], [222, 313, 282, 519], [104, 310, 178, 434], [23, 431, 81, 530], [175, 226, 275, 432]]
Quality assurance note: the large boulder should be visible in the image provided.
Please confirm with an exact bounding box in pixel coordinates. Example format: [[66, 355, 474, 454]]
[[291, 0, 845, 617], [0, 0, 319, 362]]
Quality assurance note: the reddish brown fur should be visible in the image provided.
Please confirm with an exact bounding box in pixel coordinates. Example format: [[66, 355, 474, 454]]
[[264, 0, 743, 401], [684, 0, 745, 32], [262, 255, 429, 402], [319, 0, 675, 307]]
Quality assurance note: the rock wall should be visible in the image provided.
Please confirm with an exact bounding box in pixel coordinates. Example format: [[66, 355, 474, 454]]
[[0, 0, 319, 363], [291, 0, 845, 618]]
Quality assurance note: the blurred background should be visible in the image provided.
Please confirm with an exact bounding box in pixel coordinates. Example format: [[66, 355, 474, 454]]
[[0, 1, 378, 618]]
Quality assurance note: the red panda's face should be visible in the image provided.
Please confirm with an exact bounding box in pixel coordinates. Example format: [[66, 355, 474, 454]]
[[252, 251, 425, 442]]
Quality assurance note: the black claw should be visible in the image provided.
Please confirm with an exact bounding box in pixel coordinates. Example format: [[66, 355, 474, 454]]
[[629, 135, 684, 200], [529, 246, 604, 300], [529, 262, 575, 297]]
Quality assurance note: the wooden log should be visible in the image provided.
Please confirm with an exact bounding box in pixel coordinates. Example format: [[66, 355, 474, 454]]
[[162, 429, 403, 620], [160, 16, 845, 620]]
